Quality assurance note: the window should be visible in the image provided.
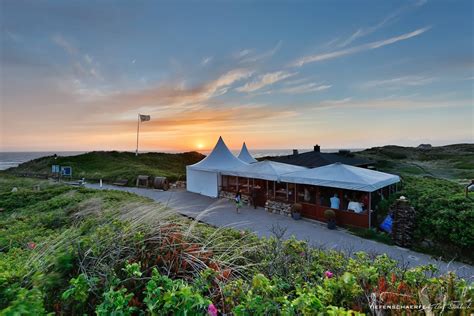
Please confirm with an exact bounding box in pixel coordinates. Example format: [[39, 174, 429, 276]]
[[297, 184, 316, 204], [319, 187, 340, 209], [274, 182, 287, 201], [287, 183, 295, 203], [228, 176, 237, 192], [238, 177, 250, 194]]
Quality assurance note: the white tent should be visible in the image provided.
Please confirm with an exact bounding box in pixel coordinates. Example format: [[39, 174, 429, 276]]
[[281, 163, 400, 192], [186, 137, 248, 197], [237, 142, 258, 164], [222, 160, 306, 181]]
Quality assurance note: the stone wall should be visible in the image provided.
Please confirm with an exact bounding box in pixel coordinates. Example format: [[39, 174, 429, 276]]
[[265, 200, 292, 217], [220, 191, 293, 218]]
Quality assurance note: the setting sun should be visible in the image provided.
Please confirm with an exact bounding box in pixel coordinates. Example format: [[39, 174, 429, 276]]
[[196, 143, 205, 150]]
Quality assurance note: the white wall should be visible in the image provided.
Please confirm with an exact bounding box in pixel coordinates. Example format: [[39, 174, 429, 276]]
[[186, 167, 219, 197]]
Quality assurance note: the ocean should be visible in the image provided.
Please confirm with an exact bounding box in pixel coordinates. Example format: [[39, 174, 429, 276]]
[[0, 152, 85, 171], [0, 148, 363, 171]]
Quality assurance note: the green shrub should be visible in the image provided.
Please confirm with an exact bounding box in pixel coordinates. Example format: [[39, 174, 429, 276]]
[[1, 176, 472, 315], [143, 268, 210, 315], [400, 176, 474, 258], [96, 287, 136, 316], [324, 209, 336, 219], [0, 288, 47, 316]]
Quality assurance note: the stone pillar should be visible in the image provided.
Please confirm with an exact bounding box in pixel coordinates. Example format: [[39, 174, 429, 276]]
[[391, 197, 416, 248]]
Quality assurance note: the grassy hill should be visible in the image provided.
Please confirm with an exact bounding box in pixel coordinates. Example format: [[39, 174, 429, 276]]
[[354, 143, 474, 181], [4, 151, 205, 184]]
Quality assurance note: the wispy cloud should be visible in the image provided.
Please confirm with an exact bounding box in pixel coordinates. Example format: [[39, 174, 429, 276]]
[[239, 41, 282, 63], [361, 75, 437, 89], [234, 49, 252, 59], [236, 70, 296, 92], [52, 34, 77, 55], [313, 97, 469, 111], [335, 0, 427, 48], [132, 104, 298, 130], [292, 27, 431, 67], [5, 30, 23, 43], [91, 68, 254, 113], [52, 34, 103, 80], [210, 68, 254, 96], [201, 56, 213, 66], [280, 83, 331, 94]]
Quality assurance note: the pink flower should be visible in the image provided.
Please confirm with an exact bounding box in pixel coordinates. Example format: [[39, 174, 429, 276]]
[[324, 270, 334, 279], [300, 252, 305, 257], [27, 242, 36, 250], [208, 303, 218, 316]]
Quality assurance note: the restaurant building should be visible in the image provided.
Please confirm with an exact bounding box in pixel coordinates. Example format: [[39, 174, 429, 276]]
[[187, 137, 400, 228]]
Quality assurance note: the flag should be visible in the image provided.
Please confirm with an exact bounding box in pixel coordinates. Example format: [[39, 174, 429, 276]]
[[139, 114, 151, 122]]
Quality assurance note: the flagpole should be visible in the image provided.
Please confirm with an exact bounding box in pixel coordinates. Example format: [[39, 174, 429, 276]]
[[136, 114, 140, 156]]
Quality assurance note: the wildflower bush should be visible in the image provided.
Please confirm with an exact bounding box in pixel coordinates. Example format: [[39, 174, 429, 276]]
[[0, 176, 472, 315]]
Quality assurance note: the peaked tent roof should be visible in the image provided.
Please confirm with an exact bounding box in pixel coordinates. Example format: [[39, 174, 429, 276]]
[[188, 136, 249, 172], [222, 160, 307, 181], [237, 142, 258, 164], [281, 163, 400, 192]]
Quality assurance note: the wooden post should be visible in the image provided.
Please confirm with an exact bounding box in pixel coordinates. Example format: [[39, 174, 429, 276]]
[[273, 181, 276, 199], [294, 184, 297, 203], [368, 192, 372, 228], [286, 183, 289, 201], [315, 186, 320, 206], [236, 176, 239, 190], [338, 189, 343, 210]]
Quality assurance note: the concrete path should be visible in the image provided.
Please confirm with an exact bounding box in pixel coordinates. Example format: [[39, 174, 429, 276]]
[[86, 183, 474, 280]]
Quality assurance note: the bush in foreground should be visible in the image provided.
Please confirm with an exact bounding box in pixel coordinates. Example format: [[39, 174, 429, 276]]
[[0, 177, 472, 315]]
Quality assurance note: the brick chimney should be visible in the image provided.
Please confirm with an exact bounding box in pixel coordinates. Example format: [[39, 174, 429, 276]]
[[293, 149, 299, 155], [313, 145, 320, 152]]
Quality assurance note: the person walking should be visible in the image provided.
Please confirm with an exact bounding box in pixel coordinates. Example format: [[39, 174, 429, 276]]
[[235, 189, 242, 213]]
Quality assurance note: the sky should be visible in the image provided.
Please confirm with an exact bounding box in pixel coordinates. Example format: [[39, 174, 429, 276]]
[[0, 0, 473, 152]]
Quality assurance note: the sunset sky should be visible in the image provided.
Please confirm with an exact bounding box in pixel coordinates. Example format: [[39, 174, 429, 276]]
[[1, 0, 473, 152]]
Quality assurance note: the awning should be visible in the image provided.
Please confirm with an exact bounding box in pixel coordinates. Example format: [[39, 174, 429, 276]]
[[281, 162, 400, 192], [221, 160, 306, 181]]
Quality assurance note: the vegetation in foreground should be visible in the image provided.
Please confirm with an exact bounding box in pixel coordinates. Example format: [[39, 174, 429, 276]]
[[4, 151, 204, 184], [1, 176, 472, 315]]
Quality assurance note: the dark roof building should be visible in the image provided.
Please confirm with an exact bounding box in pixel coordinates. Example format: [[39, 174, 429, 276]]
[[269, 145, 373, 168]]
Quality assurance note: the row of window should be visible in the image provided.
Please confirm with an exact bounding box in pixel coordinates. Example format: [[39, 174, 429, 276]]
[[221, 175, 392, 213]]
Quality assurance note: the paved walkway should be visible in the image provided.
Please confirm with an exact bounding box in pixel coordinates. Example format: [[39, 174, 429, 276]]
[[86, 184, 474, 279]]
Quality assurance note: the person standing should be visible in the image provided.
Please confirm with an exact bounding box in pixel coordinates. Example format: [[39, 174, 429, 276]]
[[235, 189, 242, 213], [330, 193, 340, 210]]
